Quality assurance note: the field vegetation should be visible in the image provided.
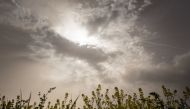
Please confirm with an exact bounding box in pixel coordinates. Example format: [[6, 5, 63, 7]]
[[0, 85, 190, 109]]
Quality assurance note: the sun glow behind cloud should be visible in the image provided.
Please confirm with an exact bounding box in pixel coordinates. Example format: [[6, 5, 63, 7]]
[[53, 14, 100, 46], [45, 4, 152, 84], [2, 0, 182, 101]]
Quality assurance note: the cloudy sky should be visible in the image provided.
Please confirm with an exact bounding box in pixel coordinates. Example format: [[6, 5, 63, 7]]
[[0, 0, 190, 99]]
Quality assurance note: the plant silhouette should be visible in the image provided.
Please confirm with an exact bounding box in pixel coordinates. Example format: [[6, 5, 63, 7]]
[[0, 85, 190, 109]]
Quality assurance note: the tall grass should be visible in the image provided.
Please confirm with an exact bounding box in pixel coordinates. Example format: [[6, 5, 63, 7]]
[[0, 85, 190, 109]]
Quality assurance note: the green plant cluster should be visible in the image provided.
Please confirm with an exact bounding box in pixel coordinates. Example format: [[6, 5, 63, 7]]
[[0, 85, 190, 109]]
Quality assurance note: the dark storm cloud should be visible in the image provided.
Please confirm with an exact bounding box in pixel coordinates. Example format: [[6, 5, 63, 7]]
[[138, 0, 190, 62], [123, 51, 190, 87], [0, 0, 16, 22], [0, 0, 14, 12], [0, 23, 35, 65], [0, 0, 43, 60]]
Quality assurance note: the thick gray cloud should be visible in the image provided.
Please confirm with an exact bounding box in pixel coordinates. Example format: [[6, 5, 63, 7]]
[[120, 0, 190, 89], [44, 33, 109, 70], [116, 0, 190, 90], [123, 51, 190, 88], [0, 23, 35, 72], [138, 0, 190, 62]]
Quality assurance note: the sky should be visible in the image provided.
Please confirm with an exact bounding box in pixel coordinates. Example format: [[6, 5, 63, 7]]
[[0, 0, 190, 100]]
